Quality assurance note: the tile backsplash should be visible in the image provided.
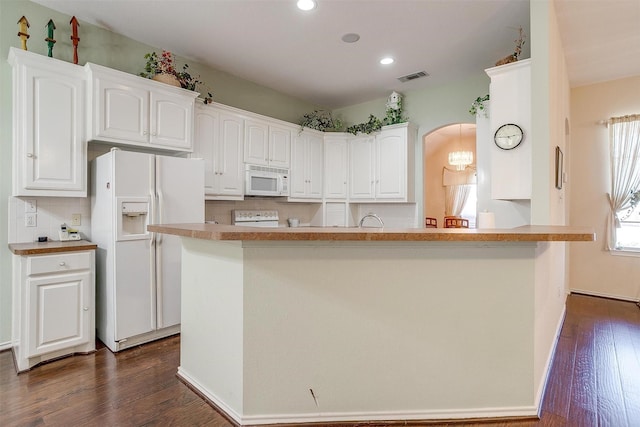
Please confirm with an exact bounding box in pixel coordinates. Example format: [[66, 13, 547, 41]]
[[353, 203, 419, 228], [8, 195, 419, 244], [206, 199, 321, 226], [8, 196, 91, 243]]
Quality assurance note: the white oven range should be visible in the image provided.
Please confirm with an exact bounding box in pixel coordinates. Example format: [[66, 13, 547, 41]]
[[231, 210, 279, 228]]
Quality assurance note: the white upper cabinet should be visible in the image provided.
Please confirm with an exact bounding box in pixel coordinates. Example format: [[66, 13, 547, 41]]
[[86, 63, 197, 151], [193, 103, 244, 200], [290, 129, 323, 200], [324, 135, 349, 199], [486, 59, 532, 200], [349, 123, 416, 202], [244, 118, 292, 168], [349, 135, 376, 199], [376, 125, 408, 199], [9, 48, 87, 197]]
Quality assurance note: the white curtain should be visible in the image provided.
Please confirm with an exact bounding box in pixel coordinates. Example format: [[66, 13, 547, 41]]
[[606, 114, 640, 250], [445, 185, 471, 216], [443, 167, 476, 217]]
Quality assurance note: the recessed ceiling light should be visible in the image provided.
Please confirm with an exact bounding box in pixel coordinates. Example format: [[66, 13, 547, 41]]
[[380, 57, 394, 65], [297, 0, 316, 11], [341, 33, 360, 43]]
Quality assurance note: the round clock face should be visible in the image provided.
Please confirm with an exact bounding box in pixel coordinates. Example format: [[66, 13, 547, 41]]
[[494, 123, 524, 150]]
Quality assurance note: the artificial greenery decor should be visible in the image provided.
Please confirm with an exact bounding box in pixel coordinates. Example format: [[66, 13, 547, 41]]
[[140, 50, 213, 104], [382, 91, 408, 126], [469, 94, 490, 116], [346, 114, 383, 135], [495, 27, 526, 66], [384, 97, 408, 125], [299, 110, 343, 132]]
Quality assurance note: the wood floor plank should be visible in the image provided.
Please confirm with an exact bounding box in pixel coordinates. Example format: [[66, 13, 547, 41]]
[[593, 320, 628, 426], [1, 294, 639, 427], [540, 335, 574, 419], [609, 299, 640, 426], [566, 301, 598, 425]]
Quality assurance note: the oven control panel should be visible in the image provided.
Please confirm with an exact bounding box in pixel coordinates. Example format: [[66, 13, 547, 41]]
[[232, 210, 279, 225]]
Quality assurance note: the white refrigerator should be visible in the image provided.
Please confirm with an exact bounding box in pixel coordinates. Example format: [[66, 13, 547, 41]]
[[91, 149, 204, 352]]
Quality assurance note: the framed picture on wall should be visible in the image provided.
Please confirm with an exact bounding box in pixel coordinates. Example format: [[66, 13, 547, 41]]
[[555, 146, 563, 189]]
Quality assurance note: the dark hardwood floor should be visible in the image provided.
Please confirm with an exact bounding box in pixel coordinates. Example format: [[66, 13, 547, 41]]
[[1, 293, 639, 427]]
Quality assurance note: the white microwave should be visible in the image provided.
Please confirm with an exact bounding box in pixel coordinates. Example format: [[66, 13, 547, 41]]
[[245, 164, 289, 196]]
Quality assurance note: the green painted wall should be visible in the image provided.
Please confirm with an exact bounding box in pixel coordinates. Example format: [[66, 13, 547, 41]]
[[0, 0, 320, 347], [333, 74, 490, 221], [0, 0, 494, 347]]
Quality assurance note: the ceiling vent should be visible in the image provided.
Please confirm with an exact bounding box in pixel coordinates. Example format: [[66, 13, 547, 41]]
[[397, 71, 429, 83]]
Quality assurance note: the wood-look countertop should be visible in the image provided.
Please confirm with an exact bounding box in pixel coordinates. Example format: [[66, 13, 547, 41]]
[[9, 240, 97, 255], [148, 223, 596, 243]]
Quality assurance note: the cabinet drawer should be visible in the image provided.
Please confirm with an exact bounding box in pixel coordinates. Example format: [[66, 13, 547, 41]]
[[27, 251, 92, 275]]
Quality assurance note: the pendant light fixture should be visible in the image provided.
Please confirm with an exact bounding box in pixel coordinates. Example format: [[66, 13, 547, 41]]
[[448, 124, 473, 171]]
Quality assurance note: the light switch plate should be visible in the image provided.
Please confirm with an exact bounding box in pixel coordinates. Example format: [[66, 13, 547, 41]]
[[24, 199, 37, 213]]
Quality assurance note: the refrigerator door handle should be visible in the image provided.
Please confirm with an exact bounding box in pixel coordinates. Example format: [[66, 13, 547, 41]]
[[156, 189, 164, 245], [149, 190, 156, 246], [155, 188, 164, 328]]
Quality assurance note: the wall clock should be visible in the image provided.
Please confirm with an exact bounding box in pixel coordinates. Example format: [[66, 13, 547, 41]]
[[494, 123, 524, 150]]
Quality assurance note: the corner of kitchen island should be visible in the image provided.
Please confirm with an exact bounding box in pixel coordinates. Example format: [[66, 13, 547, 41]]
[[149, 223, 594, 425]]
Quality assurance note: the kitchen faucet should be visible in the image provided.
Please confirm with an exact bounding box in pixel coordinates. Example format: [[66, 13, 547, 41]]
[[358, 213, 384, 228]]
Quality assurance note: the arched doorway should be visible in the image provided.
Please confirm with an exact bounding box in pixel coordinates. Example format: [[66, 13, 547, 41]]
[[423, 123, 477, 227]]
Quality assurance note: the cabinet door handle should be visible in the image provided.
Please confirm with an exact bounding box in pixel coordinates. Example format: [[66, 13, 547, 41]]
[[59, 261, 66, 266], [26, 153, 34, 158], [83, 307, 89, 311], [143, 131, 148, 135]]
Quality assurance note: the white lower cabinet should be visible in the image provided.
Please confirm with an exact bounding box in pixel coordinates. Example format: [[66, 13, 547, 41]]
[[193, 103, 244, 199], [12, 248, 95, 372]]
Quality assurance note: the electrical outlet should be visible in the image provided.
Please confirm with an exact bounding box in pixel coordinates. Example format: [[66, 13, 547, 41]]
[[71, 213, 81, 226], [24, 199, 37, 213], [25, 213, 36, 227]]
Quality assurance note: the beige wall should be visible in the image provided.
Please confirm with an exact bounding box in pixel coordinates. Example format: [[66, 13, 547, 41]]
[[530, 0, 572, 404], [569, 75, 640, 301]]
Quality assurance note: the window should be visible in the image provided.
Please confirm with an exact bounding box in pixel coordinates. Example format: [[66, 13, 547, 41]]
[[616, 195, 640, 250], [608, 114, 640, 251]]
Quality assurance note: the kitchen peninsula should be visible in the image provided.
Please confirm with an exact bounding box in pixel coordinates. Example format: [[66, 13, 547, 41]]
[[148, 223, 594, 425]]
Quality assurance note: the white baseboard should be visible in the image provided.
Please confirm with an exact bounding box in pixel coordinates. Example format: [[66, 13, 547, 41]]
[[0, 341, 12, 352], [533, 305, 566, 413], [178, 367, 538, 425], [570, 288, 640, 303]]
